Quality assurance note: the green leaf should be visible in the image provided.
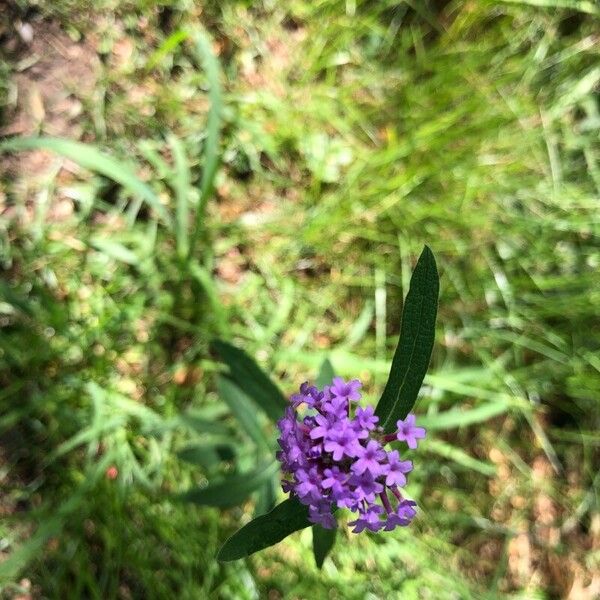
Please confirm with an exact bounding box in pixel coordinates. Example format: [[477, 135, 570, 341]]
[[177, 442, 236, 469], [217, 497, 310, 561], [316, 357, 335, 388], [423, 439, 497, 476], [0, 137, 171, 227], [177, 411, 231, 436], [211, 339, 287, 423], [375, 246, 439, 432], [178, 462, 278, 507], [312, 524, 337, 569], [217, 376, 270, 449]]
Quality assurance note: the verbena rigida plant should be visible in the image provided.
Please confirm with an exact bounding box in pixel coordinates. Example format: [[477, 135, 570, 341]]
[[204, 246, 439, 567]]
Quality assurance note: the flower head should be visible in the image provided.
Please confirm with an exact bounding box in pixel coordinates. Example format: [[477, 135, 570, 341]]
[[276, 376, 426, 533]]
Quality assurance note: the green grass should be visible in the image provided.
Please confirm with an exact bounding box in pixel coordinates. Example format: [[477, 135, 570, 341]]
[[1, 0, 599, 598]]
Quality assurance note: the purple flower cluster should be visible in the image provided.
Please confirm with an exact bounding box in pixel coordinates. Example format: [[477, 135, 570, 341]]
[[276, 377, 426, 533]]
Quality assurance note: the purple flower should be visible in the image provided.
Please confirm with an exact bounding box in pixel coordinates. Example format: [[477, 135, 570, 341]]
[[323, 421, 362, 460], [395, 414, 426, 449], [384, 451, 413, 487], [383, 500, 417, 530], [284, 443, 303, 466], [309, 503, 336, 529], [291, 382, 323, 408], [322, 395, 348, 418], [352, 440, 386, 477], [330, 377, 362, 402], [350, 471, 384, 502], [308, 443, 324, 458], [398, 499, 417, 519], [322, 466, 348, 496], [276, 378, 424, 535], [349, 505, 383, 533], [295, 468, 321, 502], [309, 413, 334, 440], [335, 488, 360, 510], [354, 405, 378, 431]]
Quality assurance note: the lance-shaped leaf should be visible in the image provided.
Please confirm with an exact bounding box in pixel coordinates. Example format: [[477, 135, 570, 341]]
[[177, 442, 236, 469], [217, 376, 271, 450], [178, 462, 278, 507], [217, 496, 311, 561], [375, 246, 439, 433], [312, 524, 337, 569], [177, 411, 231, 436], [211, 339, 287, 423]]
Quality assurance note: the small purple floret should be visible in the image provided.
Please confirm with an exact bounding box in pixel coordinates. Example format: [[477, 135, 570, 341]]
[[383, 500, 418, 530], [349, 505, 384, 533], [396, 414, 426, 449], [276, 376, 425, 533], [330, 377, 362, 402], [384, 451, 413, 487], [355, 405, 378, 431], [352, 440, 386, 477]]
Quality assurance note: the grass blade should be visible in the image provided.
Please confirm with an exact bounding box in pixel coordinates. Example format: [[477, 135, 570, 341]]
[[146, 29, 189, 70], [211, 339, 287, 422], [375, 246, 439, 432], [89, 237, 140, 266], [423, 439, 497, 477], [217, 497, 310, 561], [419, 401, 511, 431], [0, 137, 171, 227], [188, 28, 223, 258], [168, 133, 191, 260]]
